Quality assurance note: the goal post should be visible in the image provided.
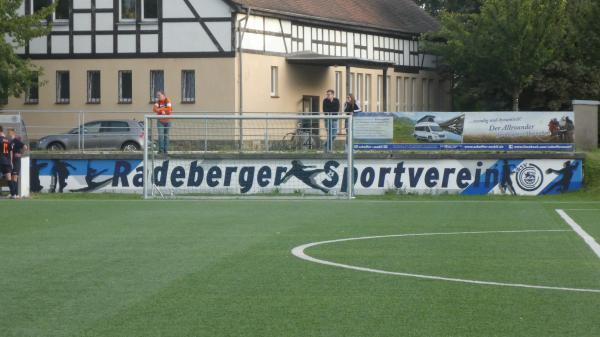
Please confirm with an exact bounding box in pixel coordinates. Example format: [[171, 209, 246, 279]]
[[143, 113, 354, 199]]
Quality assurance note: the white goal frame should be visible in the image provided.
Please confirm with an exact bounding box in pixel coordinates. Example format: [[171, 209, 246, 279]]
[[143, 114, 354, 200]]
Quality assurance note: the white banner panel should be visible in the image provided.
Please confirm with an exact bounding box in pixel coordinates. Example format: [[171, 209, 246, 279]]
[[31, 158, 583, 196]]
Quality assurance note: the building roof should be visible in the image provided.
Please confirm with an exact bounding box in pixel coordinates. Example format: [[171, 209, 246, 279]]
[[231, 0, 439, 35], [286, 52, 395, 69]]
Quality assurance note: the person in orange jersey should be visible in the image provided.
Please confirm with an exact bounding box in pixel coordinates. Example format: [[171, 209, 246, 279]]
[[153, 91, 172, 154]]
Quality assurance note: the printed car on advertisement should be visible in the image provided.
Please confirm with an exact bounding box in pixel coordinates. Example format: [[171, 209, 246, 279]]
[[413, 122, 446, 142]]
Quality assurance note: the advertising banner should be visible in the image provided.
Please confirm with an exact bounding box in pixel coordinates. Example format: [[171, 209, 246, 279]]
[[30, 158, 583, 196], [354, 111, 575, 151], [353, 114, 394, 143]]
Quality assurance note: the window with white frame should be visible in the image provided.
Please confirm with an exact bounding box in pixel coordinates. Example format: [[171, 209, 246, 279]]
[[25, 72, 40, 104], [376, 75, 382, 112], [386, 76, 391, 112], [429, 79, 436, 111], [182, 70, 196, 103], [395, 77, 402, 112], [87, 71, 101, 104], [411, 78, 417, 111], [56, 71, 70, 104], [150, 70, 164, 102], [33, 0, 68, 20], [120, 0, 136, 20], [356, 74, 363, 107], [334, 71, 343, 129], [32, 0, 50, 14], [143, 0, 158, 20], [364, 74, 371, 112], [270, 66, 279, 97], [404, 78, 410, 111], [119, 70, 133, 104], [349, 72, 355, 96], [335, 71, 342, 99], [54, 0, 69, 20], [422, 79, 429, 111]]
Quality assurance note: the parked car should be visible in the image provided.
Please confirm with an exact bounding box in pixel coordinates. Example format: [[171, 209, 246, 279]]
[[37, 120, 144, 151], [413, 122, 446, 142]]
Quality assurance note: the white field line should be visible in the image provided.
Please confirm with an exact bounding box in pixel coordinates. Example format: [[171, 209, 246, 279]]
[[291, 230, 600, 294], [12, 199, 600, 204], [556, 209, 600, 260], [562, 209, 600, 211]]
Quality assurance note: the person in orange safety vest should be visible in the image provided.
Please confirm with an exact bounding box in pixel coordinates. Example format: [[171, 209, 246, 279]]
[[153, 91, 172, 154]]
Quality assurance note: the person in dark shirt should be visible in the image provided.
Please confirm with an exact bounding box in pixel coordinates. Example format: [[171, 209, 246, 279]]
[[343, 93, 361, 146], [342, 94, 361, 151], [0, 126, 15, 198], [8, 128, 27, 199], [323, 89, 340, 152], [343, 94, 361, 114]]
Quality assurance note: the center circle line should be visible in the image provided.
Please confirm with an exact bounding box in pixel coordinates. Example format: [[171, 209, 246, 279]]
[[291, 229, 600, 293]]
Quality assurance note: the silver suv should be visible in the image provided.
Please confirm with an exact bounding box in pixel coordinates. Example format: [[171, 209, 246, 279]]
[[37, 120, 145, 152]]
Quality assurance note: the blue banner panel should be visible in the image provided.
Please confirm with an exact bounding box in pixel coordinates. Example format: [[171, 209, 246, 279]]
[[354, 143, 576, 151]]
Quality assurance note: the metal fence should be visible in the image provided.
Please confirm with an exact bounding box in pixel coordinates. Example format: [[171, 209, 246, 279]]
[[0, 110, 351, 153], [143, 114, 354, 199]]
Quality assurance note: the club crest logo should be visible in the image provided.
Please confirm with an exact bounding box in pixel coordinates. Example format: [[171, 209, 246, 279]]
[[515, 163, 544, 191]]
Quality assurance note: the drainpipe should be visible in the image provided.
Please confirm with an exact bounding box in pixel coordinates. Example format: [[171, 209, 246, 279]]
[[237, 7, 251, 150]]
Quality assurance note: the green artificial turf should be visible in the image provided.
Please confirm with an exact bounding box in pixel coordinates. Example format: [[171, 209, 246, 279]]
[[1, 199, 599, 337]]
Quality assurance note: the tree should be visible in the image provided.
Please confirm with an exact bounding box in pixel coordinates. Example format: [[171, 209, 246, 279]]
[[414, 0, 482, 16], [0, 0, 55, 104], [422, 0, 567, 111], [521, 0, 600, 110]]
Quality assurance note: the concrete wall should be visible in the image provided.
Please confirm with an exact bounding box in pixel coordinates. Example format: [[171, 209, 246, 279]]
[[573, 100, 599, 150]]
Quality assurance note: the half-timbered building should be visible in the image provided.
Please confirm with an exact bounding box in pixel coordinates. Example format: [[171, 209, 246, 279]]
[[3, 0, 450, 116]]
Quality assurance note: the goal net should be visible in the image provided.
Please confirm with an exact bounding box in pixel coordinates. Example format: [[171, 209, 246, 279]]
[[143, 113, 354, 199]]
